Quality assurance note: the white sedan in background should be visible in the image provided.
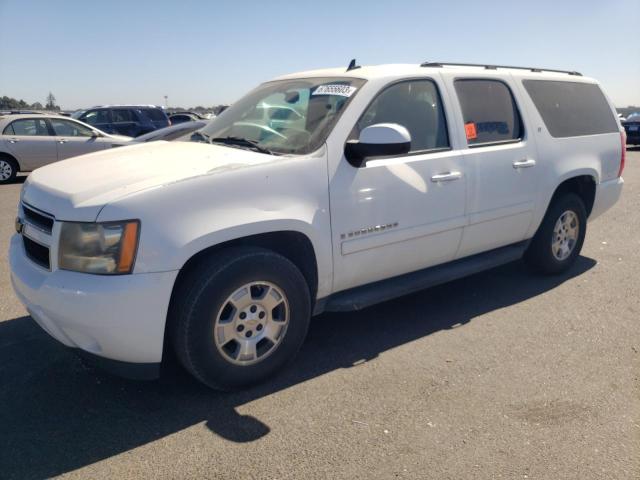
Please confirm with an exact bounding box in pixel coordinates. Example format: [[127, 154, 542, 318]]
[[0, 114, 132, 184]]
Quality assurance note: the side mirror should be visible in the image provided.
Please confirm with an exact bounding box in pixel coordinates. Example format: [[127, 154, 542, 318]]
[[91, 130, 102, 138], [344, 123, 411, 167]]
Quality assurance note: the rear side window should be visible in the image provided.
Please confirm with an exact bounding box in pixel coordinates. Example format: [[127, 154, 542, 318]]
[[454, 79, 523, 146], [143, 108, 167, 122], [523, 80, 618, 137], [3, 119, 49, 136], [112, 109, 136, 123]]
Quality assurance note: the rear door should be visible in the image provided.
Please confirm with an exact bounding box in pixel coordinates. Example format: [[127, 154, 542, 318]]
[[49, 118, 108, 160], [2, 118, 58, 170], [142, 108, 170, 132], [111, 109, 140, 137], [441, 74, 540, 258]]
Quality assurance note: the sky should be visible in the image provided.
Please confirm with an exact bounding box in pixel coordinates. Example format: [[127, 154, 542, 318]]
[[0, 0, 638, 110]]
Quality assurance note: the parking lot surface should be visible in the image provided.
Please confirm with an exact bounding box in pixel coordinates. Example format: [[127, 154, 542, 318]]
[[1, 150, 639, 480]]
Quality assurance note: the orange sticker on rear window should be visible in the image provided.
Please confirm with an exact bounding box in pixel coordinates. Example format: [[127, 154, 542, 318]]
[[465, 122, 477, 140]]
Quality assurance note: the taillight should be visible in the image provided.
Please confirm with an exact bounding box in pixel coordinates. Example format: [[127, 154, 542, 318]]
[[619, 131, 626, 177]]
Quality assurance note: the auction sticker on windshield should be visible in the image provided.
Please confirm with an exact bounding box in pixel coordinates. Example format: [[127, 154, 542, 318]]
[[312, 85, 357, 97]]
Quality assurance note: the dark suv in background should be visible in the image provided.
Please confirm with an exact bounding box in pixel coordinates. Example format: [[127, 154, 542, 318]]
[[623, 113, 640, 145], [72, 105, 170, 137]]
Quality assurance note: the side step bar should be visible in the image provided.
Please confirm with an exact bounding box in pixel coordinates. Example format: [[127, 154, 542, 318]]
[[317, 241, 528, 314]]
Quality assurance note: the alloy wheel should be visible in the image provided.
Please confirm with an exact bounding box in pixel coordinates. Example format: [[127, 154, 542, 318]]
[[552, 210, 579, 261], [213, 281, 289, 366]]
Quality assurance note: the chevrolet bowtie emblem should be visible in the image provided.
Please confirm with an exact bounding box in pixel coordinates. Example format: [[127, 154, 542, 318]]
[[15, 217, 23, 234]]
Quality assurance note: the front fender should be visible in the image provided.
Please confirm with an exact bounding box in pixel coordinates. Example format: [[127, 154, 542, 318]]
[[98, 150, 333, 297]]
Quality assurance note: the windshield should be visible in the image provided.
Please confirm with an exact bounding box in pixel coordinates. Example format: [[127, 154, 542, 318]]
[[194, 77, 366, 155]]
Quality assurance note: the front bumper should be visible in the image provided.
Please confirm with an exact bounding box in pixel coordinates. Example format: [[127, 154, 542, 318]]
[[590, 177, 624, 221], [9, 234, 178, 372]]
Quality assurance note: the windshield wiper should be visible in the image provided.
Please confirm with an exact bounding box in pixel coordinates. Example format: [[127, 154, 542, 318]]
[[210, 136, 276, 155]]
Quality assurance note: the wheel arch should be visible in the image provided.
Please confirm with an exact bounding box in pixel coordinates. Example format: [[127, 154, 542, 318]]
[[0, 151, 21, 172], [163, 230, 320, 362], [549, 174, 597, 218]]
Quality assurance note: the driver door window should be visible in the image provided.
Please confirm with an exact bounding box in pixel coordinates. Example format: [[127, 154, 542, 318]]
[[51, 119, 94, 137], [352, 80, 450, 154]]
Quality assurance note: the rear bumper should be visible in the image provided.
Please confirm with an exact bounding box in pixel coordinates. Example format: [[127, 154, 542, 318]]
[[9, 234, 178, 370], [590, 177, 623, 221]]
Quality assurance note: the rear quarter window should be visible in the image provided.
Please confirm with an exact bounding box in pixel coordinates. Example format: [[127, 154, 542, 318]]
[[523, 80, 618, 137]]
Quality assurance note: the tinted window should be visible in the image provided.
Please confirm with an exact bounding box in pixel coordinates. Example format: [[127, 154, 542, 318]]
[[353, 80, 449, 152], [170, 114, 192, 122], [112, 109, 136, 123], [143, 108, 167, 122], [454, 79, 523, 145], [523, 80, 618, 137], [4, 119, 49, 136], [82, 110, 110, 125], [51, 119, 94, 137]]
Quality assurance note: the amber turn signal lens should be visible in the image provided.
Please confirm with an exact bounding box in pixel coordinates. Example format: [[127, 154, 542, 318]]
[[117, 222, 139, 273]]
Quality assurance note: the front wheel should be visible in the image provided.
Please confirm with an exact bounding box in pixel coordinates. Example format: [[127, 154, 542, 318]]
[[524, 193, 587, 274], [169, 247, 311, 391]]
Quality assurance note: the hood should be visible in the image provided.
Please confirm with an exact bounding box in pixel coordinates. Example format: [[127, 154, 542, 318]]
[[22, 141, 275, 221]]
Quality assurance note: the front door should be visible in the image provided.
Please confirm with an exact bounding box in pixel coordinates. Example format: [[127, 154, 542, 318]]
[[329, 78, 467, 293], [49, 118, 107, 160]]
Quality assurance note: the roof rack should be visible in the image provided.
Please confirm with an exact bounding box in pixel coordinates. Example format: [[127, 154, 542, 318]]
[[420, 61, 581, 76]]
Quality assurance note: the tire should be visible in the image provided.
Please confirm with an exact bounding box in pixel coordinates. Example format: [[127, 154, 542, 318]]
[[169, 247, 311, 391], [0, 156, 18, 184], [524, 193, 587, 275]]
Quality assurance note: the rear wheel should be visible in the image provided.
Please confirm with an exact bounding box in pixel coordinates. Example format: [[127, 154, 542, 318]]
[[170, 247, 311, 391], [0, 156, 18, 184], [524, 193, 587, 274]]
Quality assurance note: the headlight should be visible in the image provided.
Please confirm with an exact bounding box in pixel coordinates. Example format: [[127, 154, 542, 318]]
[[58, 221, 140, 274]]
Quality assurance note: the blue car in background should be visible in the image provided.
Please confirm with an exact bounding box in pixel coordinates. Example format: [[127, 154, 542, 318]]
[[72, 105, 170, 137]]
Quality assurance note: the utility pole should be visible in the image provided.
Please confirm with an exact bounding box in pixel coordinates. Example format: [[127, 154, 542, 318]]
[[164, 95, 168, 108]]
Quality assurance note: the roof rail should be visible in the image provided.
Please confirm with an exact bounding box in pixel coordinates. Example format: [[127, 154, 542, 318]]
[[420, 61, 582, 76]]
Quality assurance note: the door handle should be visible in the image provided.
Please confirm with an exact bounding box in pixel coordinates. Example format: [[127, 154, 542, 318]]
[[512, 158, 536, 169], [431, 171, 462, 183], [9, 138, 19, 144], [58, 139, 67, 144]]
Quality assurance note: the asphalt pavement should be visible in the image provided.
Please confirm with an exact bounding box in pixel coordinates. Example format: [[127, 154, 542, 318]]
[[0, 150, 638, 479]]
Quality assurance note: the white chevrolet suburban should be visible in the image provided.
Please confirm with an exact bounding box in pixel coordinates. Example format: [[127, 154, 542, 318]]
[[10, 62, 625, 390]]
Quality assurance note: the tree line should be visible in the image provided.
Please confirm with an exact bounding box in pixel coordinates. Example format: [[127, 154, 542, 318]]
[[0, 92, 59, 111]]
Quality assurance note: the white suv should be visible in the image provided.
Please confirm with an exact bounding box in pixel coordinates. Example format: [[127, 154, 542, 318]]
[[9, 62, 625, 390]]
